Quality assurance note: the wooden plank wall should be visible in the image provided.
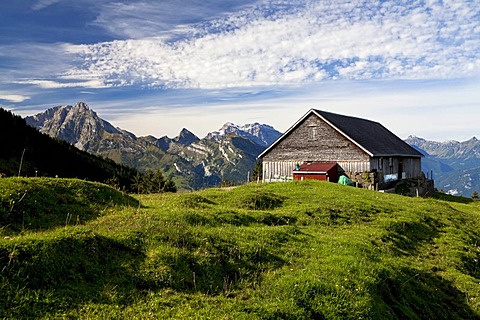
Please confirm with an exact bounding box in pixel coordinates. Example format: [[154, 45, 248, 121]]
[[262, 161, 298, 182], [402, 157, 423, 178], [262, 160, 373, 182], [263, 114, 369, 162], [336, 161, 371, 173], [263, 158, 422, 183], [370, 157, 422, 179]]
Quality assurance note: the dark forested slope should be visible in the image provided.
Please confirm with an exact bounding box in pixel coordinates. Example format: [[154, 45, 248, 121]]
[[0, 108, 138, 190]]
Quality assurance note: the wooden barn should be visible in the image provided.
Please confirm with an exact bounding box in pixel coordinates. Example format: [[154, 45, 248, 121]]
[[258, 109, 424, 189]]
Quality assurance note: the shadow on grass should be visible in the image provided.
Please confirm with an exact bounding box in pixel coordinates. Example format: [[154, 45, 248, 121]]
[[1, 226, 287, 318], [375, 267, 479, 320], [460, 230, 480, 280], [183, 210, 298, 227], [177, 194, 216, 209], [0, 228, 145, 319], [381, 216, 444, 256], [137, 235, 286, 295], [238, 191, 285, 210]]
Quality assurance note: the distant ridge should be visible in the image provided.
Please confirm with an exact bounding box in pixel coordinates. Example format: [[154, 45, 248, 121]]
[[406, 135, 480, 159], [405, 135, 480, 196]]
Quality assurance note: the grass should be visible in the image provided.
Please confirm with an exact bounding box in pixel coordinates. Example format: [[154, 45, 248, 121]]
[[1, 178, 480, 319], [0, 178, 139, 235]]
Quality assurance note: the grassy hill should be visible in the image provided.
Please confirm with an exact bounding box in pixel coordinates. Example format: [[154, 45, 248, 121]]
[[1, 178, 480, 319]]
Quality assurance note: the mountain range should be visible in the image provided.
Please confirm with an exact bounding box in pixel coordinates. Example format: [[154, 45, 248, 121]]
[[25, 102, 281, 190], [405, 136, 480, 196], [23, 102, 480, 196]]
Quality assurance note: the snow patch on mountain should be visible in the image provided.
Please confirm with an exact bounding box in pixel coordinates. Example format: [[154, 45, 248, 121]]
[[173, 163, 182, 173], [206, 122, 281, 147], [219, 144, 230, 162]]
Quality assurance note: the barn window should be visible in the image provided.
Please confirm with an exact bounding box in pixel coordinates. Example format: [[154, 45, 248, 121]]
[[378, 158, 383, 170], [309, 126, 317, 140]]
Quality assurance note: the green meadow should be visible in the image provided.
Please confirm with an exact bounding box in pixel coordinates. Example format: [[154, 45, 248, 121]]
[[1, 178, 480, 319]]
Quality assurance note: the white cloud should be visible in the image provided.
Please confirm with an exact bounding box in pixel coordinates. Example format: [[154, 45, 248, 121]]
[[0, 94, 30, 103], [16, 79, 106, 89], [63, 0, 480, 90], [4, 0, 478, 144]]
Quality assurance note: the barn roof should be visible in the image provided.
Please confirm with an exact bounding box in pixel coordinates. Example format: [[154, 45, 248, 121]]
[[294, 162, 337, 173], [258, 109, 423, 158]]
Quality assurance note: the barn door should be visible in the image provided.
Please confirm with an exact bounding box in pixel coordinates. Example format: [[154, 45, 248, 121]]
[[398, 160, 403, 180]]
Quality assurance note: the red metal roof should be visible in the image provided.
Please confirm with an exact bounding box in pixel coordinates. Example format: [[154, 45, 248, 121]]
[[296, 162, 337, 173]]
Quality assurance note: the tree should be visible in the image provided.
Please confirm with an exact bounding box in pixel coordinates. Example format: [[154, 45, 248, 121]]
[[252, 160, 262, 182], [132, 169, 177, 194], [106, 176, 120, 190], [133, 173, 144, 194], [472, 191, 479, 201], [163, 178, 177, 193]]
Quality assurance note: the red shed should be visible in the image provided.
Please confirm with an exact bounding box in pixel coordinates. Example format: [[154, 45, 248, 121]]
[[293, 162, 338, 182]]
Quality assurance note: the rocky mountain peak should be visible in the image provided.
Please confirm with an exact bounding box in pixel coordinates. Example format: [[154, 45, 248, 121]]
[[75, 101, 89, 111], [220, 122, 236, 129], [405, 135, 425, 143], [25, 102, 121, 151], [173, 128, 200, 146], [206, 122, 281, 147]]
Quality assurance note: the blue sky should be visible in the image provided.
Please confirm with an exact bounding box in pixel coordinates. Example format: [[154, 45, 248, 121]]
[[1, 0, 479, 141]]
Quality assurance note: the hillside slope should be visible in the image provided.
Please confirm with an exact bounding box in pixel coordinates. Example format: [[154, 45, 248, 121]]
[[1, 179, 479, 319], [0, 108, 138, 190]]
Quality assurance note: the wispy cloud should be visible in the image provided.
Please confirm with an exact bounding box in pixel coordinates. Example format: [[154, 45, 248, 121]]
[[91, 0, 257, 39], [16, 79, 106, 89], [31, 0, 61, 10], [0, 94, 30, 103], [0, 43, 80, 82], [61, 0, 479, 90]]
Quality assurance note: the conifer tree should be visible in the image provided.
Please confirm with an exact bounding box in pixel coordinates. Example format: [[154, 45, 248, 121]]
[[132, 169, 176, 194], [252, 161, 262, 181], [472, 191, 479, 201]]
